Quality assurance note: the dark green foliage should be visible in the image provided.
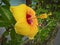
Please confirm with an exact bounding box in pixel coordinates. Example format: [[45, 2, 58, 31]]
[[0, 6, 16, 27], [2, 0, 10, 6]]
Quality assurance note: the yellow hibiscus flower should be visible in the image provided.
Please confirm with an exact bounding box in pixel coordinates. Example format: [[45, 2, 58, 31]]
[[10, 4, 38, 40]]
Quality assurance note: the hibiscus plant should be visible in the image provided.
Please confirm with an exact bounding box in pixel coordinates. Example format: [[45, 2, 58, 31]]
[[0, 0, 60, 45]]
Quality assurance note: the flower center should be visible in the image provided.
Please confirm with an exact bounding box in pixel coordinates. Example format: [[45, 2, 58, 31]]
[[26, 14, 32, 25]]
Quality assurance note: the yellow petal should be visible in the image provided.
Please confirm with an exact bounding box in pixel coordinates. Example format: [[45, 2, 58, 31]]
[[10, 4, 27, 22], [15, 22, 30, 36]]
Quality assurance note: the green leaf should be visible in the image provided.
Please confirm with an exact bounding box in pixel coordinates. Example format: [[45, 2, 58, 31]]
[[10, 28, 23, 45], [40, 29, 49, 41], [3, 31, 9, 36], [53, 11, 60, 21], [0, 6, 16, 27], [2, 0, 10, 6], [0, 20, 10, 27], [2, 6, 16, 24], [10, 28, 16, 39]]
